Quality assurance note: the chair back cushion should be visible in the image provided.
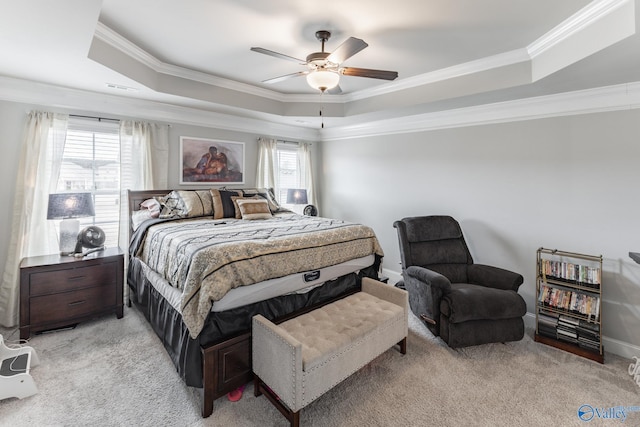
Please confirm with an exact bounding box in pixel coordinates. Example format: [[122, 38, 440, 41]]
[[394, 216, 473, 283]]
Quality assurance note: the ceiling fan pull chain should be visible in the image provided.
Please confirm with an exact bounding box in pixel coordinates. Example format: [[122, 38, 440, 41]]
[[320, 92, 324, 128]]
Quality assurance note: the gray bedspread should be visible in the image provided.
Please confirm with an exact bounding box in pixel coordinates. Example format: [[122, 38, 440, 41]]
[[136, 213, 383, 337]]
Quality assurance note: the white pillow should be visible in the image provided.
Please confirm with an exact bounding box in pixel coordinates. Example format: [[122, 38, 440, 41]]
[[131, 198, 161, 230]]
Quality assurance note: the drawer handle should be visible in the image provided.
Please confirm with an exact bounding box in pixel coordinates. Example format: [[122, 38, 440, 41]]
[[67, 276, 86, 282], [68, 300, 86, 307]]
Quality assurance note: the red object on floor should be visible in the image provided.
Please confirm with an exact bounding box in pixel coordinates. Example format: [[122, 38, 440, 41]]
[[227, 384, 246, 402]]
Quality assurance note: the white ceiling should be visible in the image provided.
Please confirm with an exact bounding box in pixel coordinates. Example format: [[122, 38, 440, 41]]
[[1, 0, 639, 132]]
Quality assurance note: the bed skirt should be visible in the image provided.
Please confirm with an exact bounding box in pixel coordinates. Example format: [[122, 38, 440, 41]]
[[127, 255, 381, 388]]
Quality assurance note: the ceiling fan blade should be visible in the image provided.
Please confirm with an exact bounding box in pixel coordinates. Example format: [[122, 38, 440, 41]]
[[326, 37, 368, 64], [341, 67, 398, 80], [250, 47, 306, 64], [262, 71, 309, 84]]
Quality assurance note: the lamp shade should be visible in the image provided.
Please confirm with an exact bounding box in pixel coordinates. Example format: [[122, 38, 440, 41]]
[[47, 193, 95, 219], [306, 70, 340, 92], [286, 188, 308, 205]]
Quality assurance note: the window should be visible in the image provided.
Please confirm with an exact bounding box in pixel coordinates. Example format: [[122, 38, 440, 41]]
[[276, 143, 302, 205], [54, 118, 120, 248]]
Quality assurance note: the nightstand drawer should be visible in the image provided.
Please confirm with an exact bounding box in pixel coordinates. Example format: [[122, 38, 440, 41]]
[[29, 262, 117, 296], [20, 247, 124, 340], [29, 284, 117, 325]]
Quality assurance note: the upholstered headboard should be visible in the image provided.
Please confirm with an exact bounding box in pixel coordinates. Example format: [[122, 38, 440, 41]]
[[127, 187, 284, 236]]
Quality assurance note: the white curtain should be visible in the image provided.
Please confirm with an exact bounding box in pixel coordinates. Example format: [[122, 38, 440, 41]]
[[256, 137, 318, 212], [118, 120, 169, 252], [0, 112, 68, 327], [298, 142, 317, 209], [256, 137, 278, 190]]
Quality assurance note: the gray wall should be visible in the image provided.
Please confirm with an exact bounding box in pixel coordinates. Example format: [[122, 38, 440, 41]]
[[320, 109, 640, 352]]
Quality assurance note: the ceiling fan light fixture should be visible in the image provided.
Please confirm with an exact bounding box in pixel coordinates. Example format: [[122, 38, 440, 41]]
[[306, 70, 340, 92]]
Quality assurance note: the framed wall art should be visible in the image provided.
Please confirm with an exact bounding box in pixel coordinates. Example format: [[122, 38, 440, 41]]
[[180, 137, 245, 185]]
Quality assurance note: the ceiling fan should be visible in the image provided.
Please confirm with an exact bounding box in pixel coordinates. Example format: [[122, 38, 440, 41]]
[[251, 30, 398, 93]]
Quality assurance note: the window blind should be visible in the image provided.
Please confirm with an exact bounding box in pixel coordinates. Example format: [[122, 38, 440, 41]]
[[276, 145, 300, 204], [55, 117, 120, 248]]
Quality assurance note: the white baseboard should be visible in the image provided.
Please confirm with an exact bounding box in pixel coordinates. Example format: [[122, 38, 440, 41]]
[[385, 268, 637, 361]]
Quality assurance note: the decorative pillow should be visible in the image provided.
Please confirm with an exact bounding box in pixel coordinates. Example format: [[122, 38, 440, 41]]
[[157, 190, 213, 218], [176, 190, 213, 218], [157, 191, 184, 218], [209, 189, 224, 219], [217, 189, 244, 218], [241, 187, 282, 212], [140, 198, 161, 214], [236, 198, 273, 220], [231, 195, 262, 219]]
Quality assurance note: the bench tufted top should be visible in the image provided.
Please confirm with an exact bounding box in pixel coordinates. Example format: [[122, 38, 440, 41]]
[[278, 291, 405, 371]]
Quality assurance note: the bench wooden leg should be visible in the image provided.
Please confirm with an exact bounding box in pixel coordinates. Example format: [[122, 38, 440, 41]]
[[254, 374, 262, 397], [255, 375, 300, 427], [398, 337, 407, 355]]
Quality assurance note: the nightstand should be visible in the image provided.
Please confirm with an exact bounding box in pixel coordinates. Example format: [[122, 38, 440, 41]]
[[19, 247, 124, 340]]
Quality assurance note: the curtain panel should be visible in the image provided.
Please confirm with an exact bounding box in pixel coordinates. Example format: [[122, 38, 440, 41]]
[[256, 137, 278, 190], [0, 112, 69, 327], [118, 120, 169, 252], [256, 137, 318, 213]]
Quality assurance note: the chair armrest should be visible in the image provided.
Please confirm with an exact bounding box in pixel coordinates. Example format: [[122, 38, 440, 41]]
[[405, 266, 452, 293], [467, 264, 524, 291], [252, 315, 303, 411], [403, 266, 452, 328]]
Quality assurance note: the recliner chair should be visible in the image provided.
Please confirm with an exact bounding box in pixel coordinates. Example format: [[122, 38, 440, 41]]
[[393, 215, 526, 348]]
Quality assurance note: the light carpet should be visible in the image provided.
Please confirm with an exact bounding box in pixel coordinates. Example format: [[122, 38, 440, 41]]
[[1, 306, 638, 427]]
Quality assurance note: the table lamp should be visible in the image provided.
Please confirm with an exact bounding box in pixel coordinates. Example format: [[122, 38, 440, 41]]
[[286, 188, 308, 205], [47, 193, 95, 255], [286, 188, 317, 216]]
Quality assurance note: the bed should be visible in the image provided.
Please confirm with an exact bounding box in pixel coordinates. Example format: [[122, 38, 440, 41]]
[[126, 188, 383, 417]]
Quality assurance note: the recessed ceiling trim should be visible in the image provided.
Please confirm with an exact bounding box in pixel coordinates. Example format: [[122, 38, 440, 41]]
[[2, 75, 640, 142], [528, 0, 632, 58], [0, 75, 319, 140], [93, 22, 323, 103], [320, 82, 640, 141], [345, 48, 532, 102]]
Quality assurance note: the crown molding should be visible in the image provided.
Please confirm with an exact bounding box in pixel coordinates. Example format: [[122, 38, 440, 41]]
[[528, 0, 632, 58], [320, 82, 640, 141], [345, 49, 532, 102], [2, 75, 639, 143], [0, 75, 319, 141], [93, 22, 311, 103]]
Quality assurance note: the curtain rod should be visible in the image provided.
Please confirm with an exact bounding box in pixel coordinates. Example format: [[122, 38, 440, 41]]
[[70, 114, 120, 123], [277, 139, 312, 145]]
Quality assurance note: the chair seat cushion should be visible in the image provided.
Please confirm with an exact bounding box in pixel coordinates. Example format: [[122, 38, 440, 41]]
[[440, 283, 526, 323]]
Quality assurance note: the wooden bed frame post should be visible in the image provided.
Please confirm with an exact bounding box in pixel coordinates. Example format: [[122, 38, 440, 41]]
[[201, 347, 215, 418], [199, 332, 253, 418]]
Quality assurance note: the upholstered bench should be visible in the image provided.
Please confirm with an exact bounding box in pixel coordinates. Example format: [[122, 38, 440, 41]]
[[252, 277, 408, 427]]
